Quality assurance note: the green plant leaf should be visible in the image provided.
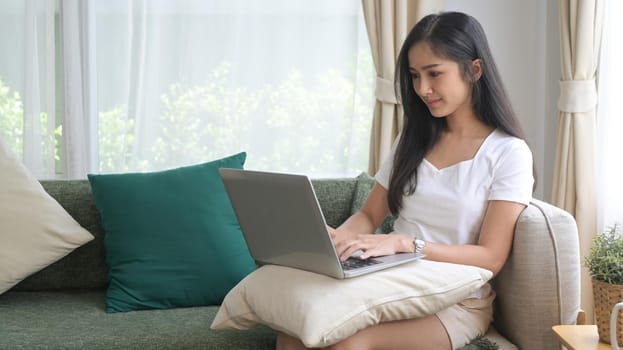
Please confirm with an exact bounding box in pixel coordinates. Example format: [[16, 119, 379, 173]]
[[585, 224, 623, 285]]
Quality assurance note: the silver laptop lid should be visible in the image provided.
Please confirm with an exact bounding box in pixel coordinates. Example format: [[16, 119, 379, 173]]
[[219, 168, 345, 278]]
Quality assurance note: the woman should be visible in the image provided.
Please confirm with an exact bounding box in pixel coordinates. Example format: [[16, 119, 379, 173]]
[[277, 11, 534, 350]]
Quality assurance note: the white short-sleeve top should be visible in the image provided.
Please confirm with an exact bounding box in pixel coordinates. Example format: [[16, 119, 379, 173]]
[[375, 129, 534, 246]]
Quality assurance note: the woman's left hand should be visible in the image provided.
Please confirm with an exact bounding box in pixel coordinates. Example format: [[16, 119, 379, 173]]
[[339, 232, 411, 261]]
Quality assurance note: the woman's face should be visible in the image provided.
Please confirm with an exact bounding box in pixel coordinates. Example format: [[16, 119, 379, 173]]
[[408, 42, 476, 119]]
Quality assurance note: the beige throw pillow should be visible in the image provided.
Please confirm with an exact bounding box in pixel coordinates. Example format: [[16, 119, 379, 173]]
[[0, 140, 94, 294], [211, 259, 493, 347]]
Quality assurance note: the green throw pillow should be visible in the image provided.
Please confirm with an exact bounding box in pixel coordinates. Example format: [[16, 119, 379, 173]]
[[88, 152, 255, 313]]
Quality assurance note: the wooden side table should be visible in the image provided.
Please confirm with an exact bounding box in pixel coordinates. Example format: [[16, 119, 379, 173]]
[[552, 325, 610, 350]]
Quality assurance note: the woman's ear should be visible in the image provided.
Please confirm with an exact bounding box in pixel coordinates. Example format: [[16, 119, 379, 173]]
[[472, 59, 483, 81]]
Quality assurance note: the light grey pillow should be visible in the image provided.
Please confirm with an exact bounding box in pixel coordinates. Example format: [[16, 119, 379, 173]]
[[211, 260, 492, 348], [0, 140, 94, 294]]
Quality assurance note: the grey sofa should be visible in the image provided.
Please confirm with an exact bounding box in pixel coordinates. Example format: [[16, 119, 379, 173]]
[[0, 175, 580, 349]]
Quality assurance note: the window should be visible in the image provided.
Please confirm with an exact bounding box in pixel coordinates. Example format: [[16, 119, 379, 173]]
[[597, 0, 623, 230], [0, 0, 374, 179], [0, 1, 59, 175]]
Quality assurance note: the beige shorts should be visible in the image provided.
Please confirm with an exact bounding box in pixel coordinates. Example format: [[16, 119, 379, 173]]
[[436, 291, 495, 350]]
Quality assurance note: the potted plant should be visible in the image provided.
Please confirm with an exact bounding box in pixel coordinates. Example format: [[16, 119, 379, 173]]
[[585, 224, 623, 345]]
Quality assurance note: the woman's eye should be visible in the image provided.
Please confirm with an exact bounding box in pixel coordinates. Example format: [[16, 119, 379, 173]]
[[410, 73, 419, 80], [429, 71, 441, 77]]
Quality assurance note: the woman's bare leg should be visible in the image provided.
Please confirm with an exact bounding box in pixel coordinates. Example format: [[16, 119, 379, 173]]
[[276, 332, 308, 350], [275, 315, 451, 350], [327, 315, 451, 350]]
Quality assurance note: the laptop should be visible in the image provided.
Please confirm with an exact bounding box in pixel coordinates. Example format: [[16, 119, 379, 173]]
[[219, 168, 424, 279]]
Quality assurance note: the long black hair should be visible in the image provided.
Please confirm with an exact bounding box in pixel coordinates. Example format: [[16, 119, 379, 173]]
[[388, 11, 530, 215]]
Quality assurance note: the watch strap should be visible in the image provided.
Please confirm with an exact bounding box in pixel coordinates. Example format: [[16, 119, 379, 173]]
[[413, 237, 426, 254]]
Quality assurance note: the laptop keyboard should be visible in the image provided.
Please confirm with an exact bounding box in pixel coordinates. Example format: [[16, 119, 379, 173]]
[[341, 257, 382, 270]]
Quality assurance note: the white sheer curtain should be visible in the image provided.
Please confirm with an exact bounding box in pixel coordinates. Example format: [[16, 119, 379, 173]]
[[0, 0, 374, 179], [1, 0, 58, 178], [597, 0, 623, 231], [60, 0, 97, 178]]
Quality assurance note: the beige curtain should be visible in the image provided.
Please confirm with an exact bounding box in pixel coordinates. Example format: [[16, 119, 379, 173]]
[[362, 0, 444, 174], [552, 0, 604, 324]]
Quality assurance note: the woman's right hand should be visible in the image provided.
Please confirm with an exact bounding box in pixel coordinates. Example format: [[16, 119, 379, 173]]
[[327, 182, 391, 260], [327, 226, 359, 258]]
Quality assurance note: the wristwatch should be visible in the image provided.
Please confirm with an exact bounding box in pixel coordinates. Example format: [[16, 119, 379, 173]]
[[413, 237, 426, 254]]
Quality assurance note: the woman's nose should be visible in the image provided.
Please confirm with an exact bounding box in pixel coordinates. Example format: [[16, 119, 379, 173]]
[[415, 78, 432, 96]]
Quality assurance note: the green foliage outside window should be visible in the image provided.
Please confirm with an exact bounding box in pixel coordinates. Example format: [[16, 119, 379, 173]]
[[153, 59, 373, 174], [152, 62, 258, 170], [0, 79, 24, 156], [0, 54, 373, 175], [0, 78, 60, 163], [97, 105, 140, 173]]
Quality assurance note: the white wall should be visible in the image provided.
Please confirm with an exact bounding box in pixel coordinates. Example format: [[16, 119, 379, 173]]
[[444, 0, 560, 200]]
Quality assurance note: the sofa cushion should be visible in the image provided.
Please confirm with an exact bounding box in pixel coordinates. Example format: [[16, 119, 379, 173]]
[[0, 290, 503, 350], [88, 152, 256, 313], [350, 172, 375, 214], [0, 140, 94, 295], [15, 177, 359, 292], [310, 177, 357, 228], [211, 260, 493, 348], [350, 172, 395, 233], [0, 291, 277, 349]]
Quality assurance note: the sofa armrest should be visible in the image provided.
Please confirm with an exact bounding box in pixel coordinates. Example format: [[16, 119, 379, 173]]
[[491, 199, 581, 350]]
